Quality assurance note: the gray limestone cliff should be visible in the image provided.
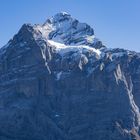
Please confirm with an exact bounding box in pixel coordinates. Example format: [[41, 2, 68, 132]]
[[0, 12, 140, 140]]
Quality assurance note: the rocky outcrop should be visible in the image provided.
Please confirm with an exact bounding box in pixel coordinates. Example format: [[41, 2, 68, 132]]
[[0, 12, 140, 140]]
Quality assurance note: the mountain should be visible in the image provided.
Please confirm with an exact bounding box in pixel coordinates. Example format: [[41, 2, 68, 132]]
[[0, 12, 140, 140]]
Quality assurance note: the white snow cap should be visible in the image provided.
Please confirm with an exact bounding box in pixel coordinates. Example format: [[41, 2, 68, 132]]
[[41, 11, 101, 48], [31, 12, 104, 57]]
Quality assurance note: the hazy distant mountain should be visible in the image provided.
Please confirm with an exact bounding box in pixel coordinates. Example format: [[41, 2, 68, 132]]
[[0, 12, 140, 140]]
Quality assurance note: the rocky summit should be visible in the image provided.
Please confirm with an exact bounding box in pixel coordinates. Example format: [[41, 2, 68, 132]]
[[0, 12, 140, 140]]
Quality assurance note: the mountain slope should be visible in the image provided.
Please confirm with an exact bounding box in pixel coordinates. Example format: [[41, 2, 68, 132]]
[[0, 12, 140, 140]]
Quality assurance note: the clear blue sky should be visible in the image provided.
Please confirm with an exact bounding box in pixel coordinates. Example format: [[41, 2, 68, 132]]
[[0, 0, 140, 51]]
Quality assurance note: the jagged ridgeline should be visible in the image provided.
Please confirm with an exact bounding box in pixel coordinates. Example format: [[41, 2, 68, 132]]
[[0, 12, 140, 140]]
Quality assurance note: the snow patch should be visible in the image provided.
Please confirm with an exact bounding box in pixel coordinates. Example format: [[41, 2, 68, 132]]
[[86, 35, 96, 43], [55, 114, 60, 117], [56, 71, 62, 80], [47, 40, 101, 57]]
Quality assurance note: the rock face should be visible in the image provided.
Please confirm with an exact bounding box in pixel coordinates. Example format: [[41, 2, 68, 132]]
[[0, 12, 140, 140]]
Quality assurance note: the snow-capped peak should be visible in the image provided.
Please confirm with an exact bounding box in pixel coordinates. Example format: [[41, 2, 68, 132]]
[[21, 12, 103, 49], [40, 12, 103, 48]]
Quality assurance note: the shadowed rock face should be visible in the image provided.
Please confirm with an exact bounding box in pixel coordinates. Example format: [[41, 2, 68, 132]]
[[0, 12, 140, 140]]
